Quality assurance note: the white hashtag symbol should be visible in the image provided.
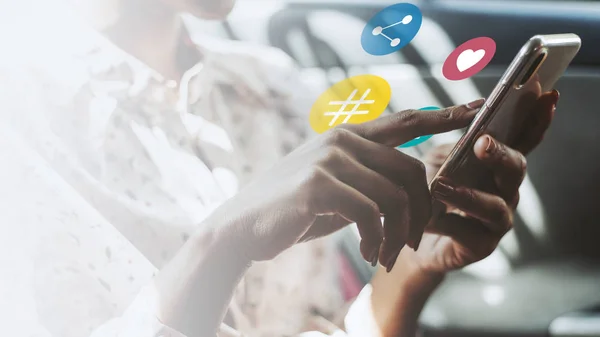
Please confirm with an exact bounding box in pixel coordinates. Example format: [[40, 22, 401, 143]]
[[324, 89, 375, 126]]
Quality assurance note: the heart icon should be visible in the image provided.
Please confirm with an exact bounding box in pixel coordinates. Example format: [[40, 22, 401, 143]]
[[442, 37, 496, 81], [456, 49, 486, 72]]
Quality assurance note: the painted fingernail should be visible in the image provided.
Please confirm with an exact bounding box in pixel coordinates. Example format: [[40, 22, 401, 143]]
[[369, 248, 379, 267], [386, 248, 402, 273], [466, 98, 486, 110], [434, 179, 455, 198], [552, 90, 560, 111], [485, 136, 496, 154]]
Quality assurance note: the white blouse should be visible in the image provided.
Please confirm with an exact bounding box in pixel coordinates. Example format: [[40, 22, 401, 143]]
[[0, 11, 379, 337], [0, 120, 375, 337]]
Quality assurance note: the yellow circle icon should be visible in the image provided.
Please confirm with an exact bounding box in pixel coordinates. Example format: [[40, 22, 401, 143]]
[[309, 75, 392, 134]]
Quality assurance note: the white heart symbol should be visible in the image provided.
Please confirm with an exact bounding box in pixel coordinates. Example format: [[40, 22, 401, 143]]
[[456, 49, 486, 72]]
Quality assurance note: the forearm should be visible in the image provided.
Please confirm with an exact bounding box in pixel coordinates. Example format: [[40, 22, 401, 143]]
[[154, 225, 251, 337], [370, 249, 445, 337]]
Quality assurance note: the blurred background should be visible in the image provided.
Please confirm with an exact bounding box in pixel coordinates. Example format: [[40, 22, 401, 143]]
[[2, 0, 600, 336]]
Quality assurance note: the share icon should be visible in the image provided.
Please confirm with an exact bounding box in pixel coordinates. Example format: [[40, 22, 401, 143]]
[[361, 3, 423, 56], [371, 15, 414, 47]]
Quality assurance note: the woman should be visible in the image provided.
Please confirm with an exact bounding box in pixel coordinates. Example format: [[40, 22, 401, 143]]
[[10, 0, 337, 334], [0, 94, 558, 337], [0, 0, 559, 336]]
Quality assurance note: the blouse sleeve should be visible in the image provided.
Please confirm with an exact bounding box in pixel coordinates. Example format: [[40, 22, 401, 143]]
[[89, 283, 352, 337], [259, 47, 319, 148], [89, 285, 188, 337], [89, 288, 240, 337], [211, 42, 320, 151]]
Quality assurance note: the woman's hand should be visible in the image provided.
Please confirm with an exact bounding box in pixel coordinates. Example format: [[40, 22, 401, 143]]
[[369, 90, 559, 337], [413, 135, 527, 272], [155, 100, 484, 337], [414, 89, 559, 274], [206, 99, 485, 269]]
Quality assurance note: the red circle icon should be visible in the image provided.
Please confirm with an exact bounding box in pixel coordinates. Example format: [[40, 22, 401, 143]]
[[442, 37, 496, 81]]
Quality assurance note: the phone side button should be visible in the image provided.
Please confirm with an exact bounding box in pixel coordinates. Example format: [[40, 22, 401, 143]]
[[485, 84, 508, 109]]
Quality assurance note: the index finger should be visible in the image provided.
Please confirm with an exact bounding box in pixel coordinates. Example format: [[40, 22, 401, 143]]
[[349, 98, 485, 147]]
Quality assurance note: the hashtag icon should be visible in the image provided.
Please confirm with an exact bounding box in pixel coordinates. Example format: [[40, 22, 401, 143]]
[[324, 89, 376, 126]]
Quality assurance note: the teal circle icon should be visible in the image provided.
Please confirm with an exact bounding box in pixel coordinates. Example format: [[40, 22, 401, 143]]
[[398, 106, 439, 148]]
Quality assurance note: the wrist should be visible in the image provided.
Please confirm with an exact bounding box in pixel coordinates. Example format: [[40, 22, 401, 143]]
[[188, 225, 253, 268], [395, 248, 446, 291], [370, 249, 446, 337], [154, 227, 251, 336], [201, 205, 263, 263]]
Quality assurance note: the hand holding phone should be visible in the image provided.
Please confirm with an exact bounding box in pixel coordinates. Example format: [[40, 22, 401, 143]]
[[413, 34, 580, 262], [430, 34, 580, 206]]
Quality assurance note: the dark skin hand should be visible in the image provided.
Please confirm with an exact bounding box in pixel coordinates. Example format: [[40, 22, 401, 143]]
[[208, 99, 486, 269], [155, 91, 556, 337], [156, 99, 488, 336], [370, 89, 559, 337], [418, 88, 559, 273]]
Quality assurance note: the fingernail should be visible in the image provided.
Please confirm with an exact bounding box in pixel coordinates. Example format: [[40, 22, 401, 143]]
[[465, 98, 485, 110], [552, 89, 560, 111], [485, 136, 496, 154], [369, 248, 379, 267], [434, 179, 455, 198], [386, 248, 402, 273]]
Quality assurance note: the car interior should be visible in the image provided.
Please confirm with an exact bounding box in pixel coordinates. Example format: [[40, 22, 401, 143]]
[[189, 0, 600, 336]]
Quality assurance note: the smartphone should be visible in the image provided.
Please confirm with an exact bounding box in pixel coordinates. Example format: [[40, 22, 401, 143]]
[[429, 34, 581, 211]]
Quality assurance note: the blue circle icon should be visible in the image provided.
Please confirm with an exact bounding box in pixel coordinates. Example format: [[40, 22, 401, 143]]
[[361, 3, 423, 56], [398, 106, 438, 148]]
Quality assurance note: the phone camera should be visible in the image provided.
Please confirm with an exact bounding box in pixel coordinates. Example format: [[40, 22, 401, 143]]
[[518, 51, 547, 87]]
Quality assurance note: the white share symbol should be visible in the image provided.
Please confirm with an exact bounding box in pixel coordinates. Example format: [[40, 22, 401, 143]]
[[325, 89, 375, 126], [371, 15, 413, 47]]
